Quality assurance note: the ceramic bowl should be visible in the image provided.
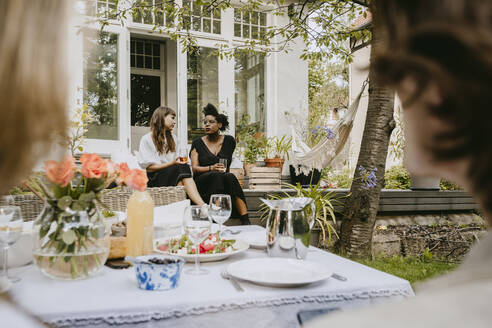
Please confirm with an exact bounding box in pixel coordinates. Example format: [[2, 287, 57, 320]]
[[127, 255, 185, 291]]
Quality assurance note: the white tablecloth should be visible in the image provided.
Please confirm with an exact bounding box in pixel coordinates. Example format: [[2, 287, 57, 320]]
[[6, 226, 414, 328]]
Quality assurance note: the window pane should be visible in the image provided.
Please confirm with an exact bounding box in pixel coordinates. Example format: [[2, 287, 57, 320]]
[[243, 25, 250, 39], [136, 41, 143, 55], [244, 12, 250, 23], [153, 57, 160, 70], [203, 18, 211, 33], [131, 74, 161, 126], [136, 55, 144, 68], [83, 30, 119, 140], [234, 9, 241, 22], [130, 40, 136, 54], [192, 16, 201, 30], [153, 43, 160, 57], [234, 23, 241, 37], [213, 20, 221, 34], [187, 48, 218, 142], [251, 12, 258, 24], [145, 56, 152, 69], [260, 13, 266, 26], [251, 26, 258, 39], [235, 52, 265, 136], [213, 8, 220, 19], [143, 8, 153, 24], [145, 42, 152, 56], [131, 54, 136, 67]]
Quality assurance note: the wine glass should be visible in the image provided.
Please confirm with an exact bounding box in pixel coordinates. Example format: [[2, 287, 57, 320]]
[[184, 205, 211, 275], [218, 158, 227, 173], [208, 194, 232, 237], [0, 206, 23, 283]]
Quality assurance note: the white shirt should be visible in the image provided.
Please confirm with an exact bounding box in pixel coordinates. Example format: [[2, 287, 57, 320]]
[[137, 132, 177, 169]]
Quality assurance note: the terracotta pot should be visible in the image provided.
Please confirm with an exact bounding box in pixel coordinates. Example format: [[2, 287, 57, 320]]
[[243, 162, 256, 176], [264, 157, 285, 169]]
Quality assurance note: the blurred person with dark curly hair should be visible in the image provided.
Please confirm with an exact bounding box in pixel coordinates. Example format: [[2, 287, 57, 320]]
[[190, 104, 250, 225], [307, 0, 492, 327]]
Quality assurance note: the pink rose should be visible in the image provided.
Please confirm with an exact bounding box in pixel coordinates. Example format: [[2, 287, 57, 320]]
[[116, 163, 131, 185], [125, 169, 148, 191], [45, 156, 76, 187], [80, 153, 107, 179]]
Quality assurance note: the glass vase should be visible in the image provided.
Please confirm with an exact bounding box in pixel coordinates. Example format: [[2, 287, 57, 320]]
[[32, 204, 109, 280]]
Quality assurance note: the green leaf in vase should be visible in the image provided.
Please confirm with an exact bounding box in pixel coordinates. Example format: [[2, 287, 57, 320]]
[[79, 191, 96, 203], [72, 200, 89, 211], [57, 196, 72, 210]]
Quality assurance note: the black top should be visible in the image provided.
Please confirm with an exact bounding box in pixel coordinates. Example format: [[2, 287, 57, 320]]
[[190, 135, 235, 175]]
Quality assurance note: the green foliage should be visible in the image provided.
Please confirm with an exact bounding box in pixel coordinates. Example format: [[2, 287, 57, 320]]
[[98, 1, 369, 63], [440, 179, 463, 191], [267, 135, 292, 159], [355, 255, 458, 285], [384, 165, 411, 190], [243, 135, 267, 164], [59, 105, 98, 156], [307, 58, 348, 148], [322, 167, 353, 188]]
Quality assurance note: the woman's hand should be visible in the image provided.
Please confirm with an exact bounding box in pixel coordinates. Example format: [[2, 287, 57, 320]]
[[173, 158, 186, 165], [210, 163, 226, 172]]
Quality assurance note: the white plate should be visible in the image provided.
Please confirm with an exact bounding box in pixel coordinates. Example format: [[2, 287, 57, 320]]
[[239, 231, 267, 249], [154, 238, 249, 262], [227, 258, 332, 287]]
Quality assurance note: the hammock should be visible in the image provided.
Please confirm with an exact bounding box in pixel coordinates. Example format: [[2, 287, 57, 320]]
[[290, 80, 368, 175]]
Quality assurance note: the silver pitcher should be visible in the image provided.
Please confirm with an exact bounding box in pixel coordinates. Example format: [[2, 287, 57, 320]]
[[261, 197, 316, 260]]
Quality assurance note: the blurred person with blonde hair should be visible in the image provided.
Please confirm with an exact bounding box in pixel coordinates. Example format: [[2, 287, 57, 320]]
[[0, 0, 70, 326]]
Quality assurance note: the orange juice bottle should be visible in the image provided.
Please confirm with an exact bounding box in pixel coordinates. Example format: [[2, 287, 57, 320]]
[[126, 190, 154, 256]]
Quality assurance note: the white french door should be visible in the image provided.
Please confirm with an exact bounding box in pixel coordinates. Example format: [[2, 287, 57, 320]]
[[83, 25, 130, 156]]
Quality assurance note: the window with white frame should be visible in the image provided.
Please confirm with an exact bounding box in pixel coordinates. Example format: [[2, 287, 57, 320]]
[[183, 0, 221, 34], [132, 0, 175, 27], [130, 38, 161, 70], [86, 0, 117, 18], [234, 9, 266, 39], [235, 52, 265, 134]]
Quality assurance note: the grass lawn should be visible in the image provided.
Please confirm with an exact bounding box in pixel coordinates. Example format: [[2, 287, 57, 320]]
[[354, 255, 459, 286]]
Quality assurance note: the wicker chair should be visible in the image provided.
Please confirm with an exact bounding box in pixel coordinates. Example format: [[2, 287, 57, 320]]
[[99, 186, 187, 212], [1, 186, 187, 221]]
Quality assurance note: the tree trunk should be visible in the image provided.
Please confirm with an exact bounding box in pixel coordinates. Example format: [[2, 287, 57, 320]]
[[338, 29, 395, 258]]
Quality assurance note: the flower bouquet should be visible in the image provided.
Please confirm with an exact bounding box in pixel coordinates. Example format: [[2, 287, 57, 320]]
[[25, 154, 147, 280]]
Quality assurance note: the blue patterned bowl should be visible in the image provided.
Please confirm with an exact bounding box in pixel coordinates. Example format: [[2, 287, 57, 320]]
[[126, 255, 185, 291]]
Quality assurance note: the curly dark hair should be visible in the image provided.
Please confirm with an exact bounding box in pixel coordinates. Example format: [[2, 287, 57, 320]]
[[372, 0, 492, 214], [203, 103, 229, 131]]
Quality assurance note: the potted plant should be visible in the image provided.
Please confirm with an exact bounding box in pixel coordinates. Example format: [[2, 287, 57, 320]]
[[242, 134, 265, 176], [263, 135, 292, 169]]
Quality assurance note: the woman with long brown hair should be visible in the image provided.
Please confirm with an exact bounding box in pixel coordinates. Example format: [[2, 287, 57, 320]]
[[138, 106, 205, 205], [307, 0, 492, 327]]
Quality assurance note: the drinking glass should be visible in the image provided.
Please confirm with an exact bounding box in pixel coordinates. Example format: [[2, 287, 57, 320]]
[[184, 205, 211, 275], [177, 147, 188, 164], [218, 158, 227, 172], [208, 194, 232, 237], [0, 206, 23, 282]]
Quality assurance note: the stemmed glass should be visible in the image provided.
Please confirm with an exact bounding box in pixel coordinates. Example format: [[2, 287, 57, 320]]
[[184, 205, 211, 275], [0, 206, 23, 283], [208, 194, 232, 237]]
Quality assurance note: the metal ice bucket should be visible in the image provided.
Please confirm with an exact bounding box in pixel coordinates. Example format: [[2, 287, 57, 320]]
[[261, 197, 315, 260]]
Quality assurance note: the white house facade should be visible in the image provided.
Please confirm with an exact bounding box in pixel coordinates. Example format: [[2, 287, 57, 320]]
[[71, 0, 308, 158]]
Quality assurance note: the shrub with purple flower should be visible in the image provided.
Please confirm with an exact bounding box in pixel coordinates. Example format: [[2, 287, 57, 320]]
[[358, 165, 378, 189], [311, 125, 335, 140]]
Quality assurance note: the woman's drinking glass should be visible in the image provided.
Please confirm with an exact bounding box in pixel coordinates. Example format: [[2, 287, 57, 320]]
[[184, 205, 211, 275], [0, 206, 23, 282], [218, 158, 227, 172], [209, 194, 232, 237], [177, 147, 188, 164]]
